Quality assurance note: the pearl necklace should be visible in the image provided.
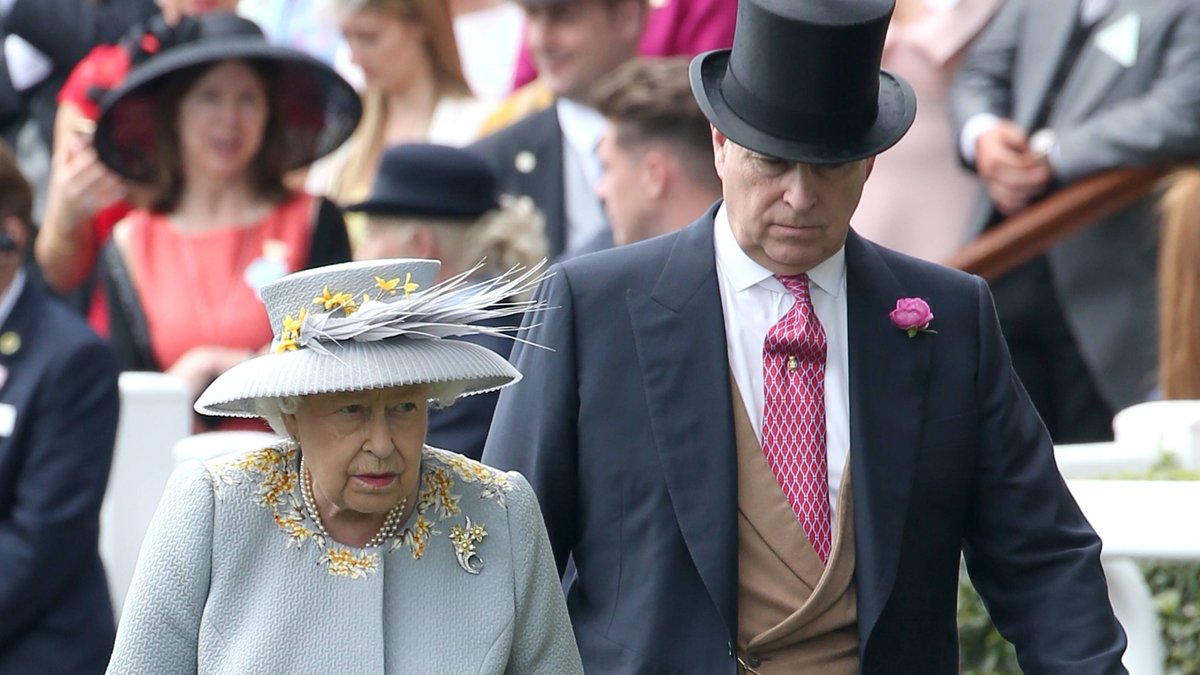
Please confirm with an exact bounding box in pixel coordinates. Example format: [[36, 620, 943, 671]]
[[299, 456, 406, 549]]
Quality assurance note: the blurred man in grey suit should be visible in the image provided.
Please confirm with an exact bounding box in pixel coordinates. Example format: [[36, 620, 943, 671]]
[[951, 0, 1200, 442]]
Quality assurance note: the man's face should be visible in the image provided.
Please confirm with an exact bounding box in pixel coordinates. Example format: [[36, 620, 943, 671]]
[[713, 129, 873, 275], [595, 128, 656, 246], [525, 0, 641, 100]]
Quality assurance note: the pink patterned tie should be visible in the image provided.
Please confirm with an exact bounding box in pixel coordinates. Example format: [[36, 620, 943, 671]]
[[761, 273, 831, 563]]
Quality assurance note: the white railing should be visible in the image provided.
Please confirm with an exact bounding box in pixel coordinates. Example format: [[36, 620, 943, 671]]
[[100, 372, 192, 619]]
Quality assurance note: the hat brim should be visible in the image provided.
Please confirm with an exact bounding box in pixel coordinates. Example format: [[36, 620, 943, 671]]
[[195, 338, 520, 418], [96, 38, 361, 182], [690, 49, 916, 164], [342, 197, 499, 220]]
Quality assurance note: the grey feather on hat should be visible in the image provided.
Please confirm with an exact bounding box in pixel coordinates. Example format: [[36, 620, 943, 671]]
[[195, 258, 550, 419]]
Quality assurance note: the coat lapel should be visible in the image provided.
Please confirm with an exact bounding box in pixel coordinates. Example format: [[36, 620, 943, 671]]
[[1054, 1, 1142, 124], [0, 278, 35, 461], [1016, 0, 1085, 128], [843, 233, 934, 643], [627, 210, 739, 636], [514, 107, 567, 257]]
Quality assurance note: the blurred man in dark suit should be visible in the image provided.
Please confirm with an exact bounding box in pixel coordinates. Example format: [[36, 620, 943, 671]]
[[0, 141, 120, 674]]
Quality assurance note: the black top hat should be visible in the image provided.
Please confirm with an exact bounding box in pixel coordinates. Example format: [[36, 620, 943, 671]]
[[690, 0, 916, 164], [343, 144, 501, 219], [94, 12, 361, 182]]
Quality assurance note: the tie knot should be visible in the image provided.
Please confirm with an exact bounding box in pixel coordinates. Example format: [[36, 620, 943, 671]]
[[775, 273, 811, 301]]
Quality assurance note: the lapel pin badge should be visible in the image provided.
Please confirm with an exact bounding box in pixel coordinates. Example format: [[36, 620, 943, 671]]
[[0, 331, 20, 356], [514, 151, 537, 174]]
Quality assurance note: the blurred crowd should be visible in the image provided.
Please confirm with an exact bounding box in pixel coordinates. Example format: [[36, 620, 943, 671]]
[[2, 0, 1200, 670]]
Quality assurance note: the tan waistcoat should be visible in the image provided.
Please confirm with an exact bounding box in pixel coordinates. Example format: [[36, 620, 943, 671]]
[[733, 383, 859, 674]]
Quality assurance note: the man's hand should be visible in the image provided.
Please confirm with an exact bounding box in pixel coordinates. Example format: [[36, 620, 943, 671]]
[[975, 120, 1053, 215]]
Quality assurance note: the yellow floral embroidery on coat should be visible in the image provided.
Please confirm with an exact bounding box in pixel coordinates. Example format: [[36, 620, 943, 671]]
[[320, 548, 380, 579], [206, 444, 511, 578], [438, 450, 512, 506]]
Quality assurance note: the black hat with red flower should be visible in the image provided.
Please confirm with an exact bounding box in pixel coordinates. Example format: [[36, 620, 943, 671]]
[[93, 12, 361, 182]]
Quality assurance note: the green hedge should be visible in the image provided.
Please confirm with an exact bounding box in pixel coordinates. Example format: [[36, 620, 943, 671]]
[[957, 456, 1200, 674]]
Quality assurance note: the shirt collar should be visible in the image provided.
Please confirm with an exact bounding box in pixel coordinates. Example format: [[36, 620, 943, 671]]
[[713, 202, 845, 297], [1080, 0, 1114, 26], [556, 97, 606, 159], [0, 267, 26, 329]]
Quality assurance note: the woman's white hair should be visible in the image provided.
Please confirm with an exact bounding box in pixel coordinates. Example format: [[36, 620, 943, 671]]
[[255, 396, 300, 437], [253, 381, 468, 436]]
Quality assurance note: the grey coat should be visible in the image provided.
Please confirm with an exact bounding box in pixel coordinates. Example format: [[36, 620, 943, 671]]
[[106, 443, 582, 674]]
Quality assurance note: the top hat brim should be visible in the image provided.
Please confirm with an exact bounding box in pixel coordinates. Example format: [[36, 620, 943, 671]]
[[690, 49, 916, 164], [95, 38, 361, 182]]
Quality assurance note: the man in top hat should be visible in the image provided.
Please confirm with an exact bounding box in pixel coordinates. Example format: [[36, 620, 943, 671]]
[[469, 0, 647, 261], [483, 0, 1127, 672]]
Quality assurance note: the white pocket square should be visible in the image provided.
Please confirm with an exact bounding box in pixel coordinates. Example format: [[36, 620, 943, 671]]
[[1094, 12, 1140, 68]]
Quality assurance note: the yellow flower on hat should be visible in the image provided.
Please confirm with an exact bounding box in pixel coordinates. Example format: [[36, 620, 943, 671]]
[[375, 276, 401, 298], [275, 307, 307, 353], [313, 287, 359, 315], [282, 307, 307, 336], [275, 334, 298, 353], [401, 272, 419, 299]]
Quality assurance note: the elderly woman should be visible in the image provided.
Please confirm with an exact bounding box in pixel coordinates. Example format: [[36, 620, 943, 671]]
[[346, 143, 545, 459], [88, 13, 360, 412], [106, 258, 583, 673]]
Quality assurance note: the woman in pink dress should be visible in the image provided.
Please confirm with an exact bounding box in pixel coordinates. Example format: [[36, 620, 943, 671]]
[[852, 0, 1002, 262], [91, 12, 360, 424]]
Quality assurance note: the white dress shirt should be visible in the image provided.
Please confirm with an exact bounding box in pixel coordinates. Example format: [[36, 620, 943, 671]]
[[557, 97, 608, 254], [713, 204, 851, 521]]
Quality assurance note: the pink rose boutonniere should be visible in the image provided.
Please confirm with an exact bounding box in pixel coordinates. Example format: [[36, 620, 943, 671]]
[[890, 297, 936, 338]]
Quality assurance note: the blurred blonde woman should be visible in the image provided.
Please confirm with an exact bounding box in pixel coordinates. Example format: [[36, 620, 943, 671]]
[[309, 0, 492, 249], [1157, 168, 1200, 399], [345, 143, 546, 460]]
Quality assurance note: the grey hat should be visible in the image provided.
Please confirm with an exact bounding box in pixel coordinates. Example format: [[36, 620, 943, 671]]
[[195, 258, 546, 418]]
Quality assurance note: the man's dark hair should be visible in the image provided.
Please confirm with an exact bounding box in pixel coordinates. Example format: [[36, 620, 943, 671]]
[[589, 57, 717, 188]]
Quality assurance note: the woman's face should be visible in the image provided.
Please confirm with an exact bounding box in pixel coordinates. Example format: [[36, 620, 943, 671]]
[[284, 385, 428, 522], [176, 61, 269, 183], [341, 9, 429, 93]]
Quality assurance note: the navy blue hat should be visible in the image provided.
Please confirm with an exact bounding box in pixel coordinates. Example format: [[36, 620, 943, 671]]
[[690, 0, 916, 164], [344, 144, 501, 219]]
